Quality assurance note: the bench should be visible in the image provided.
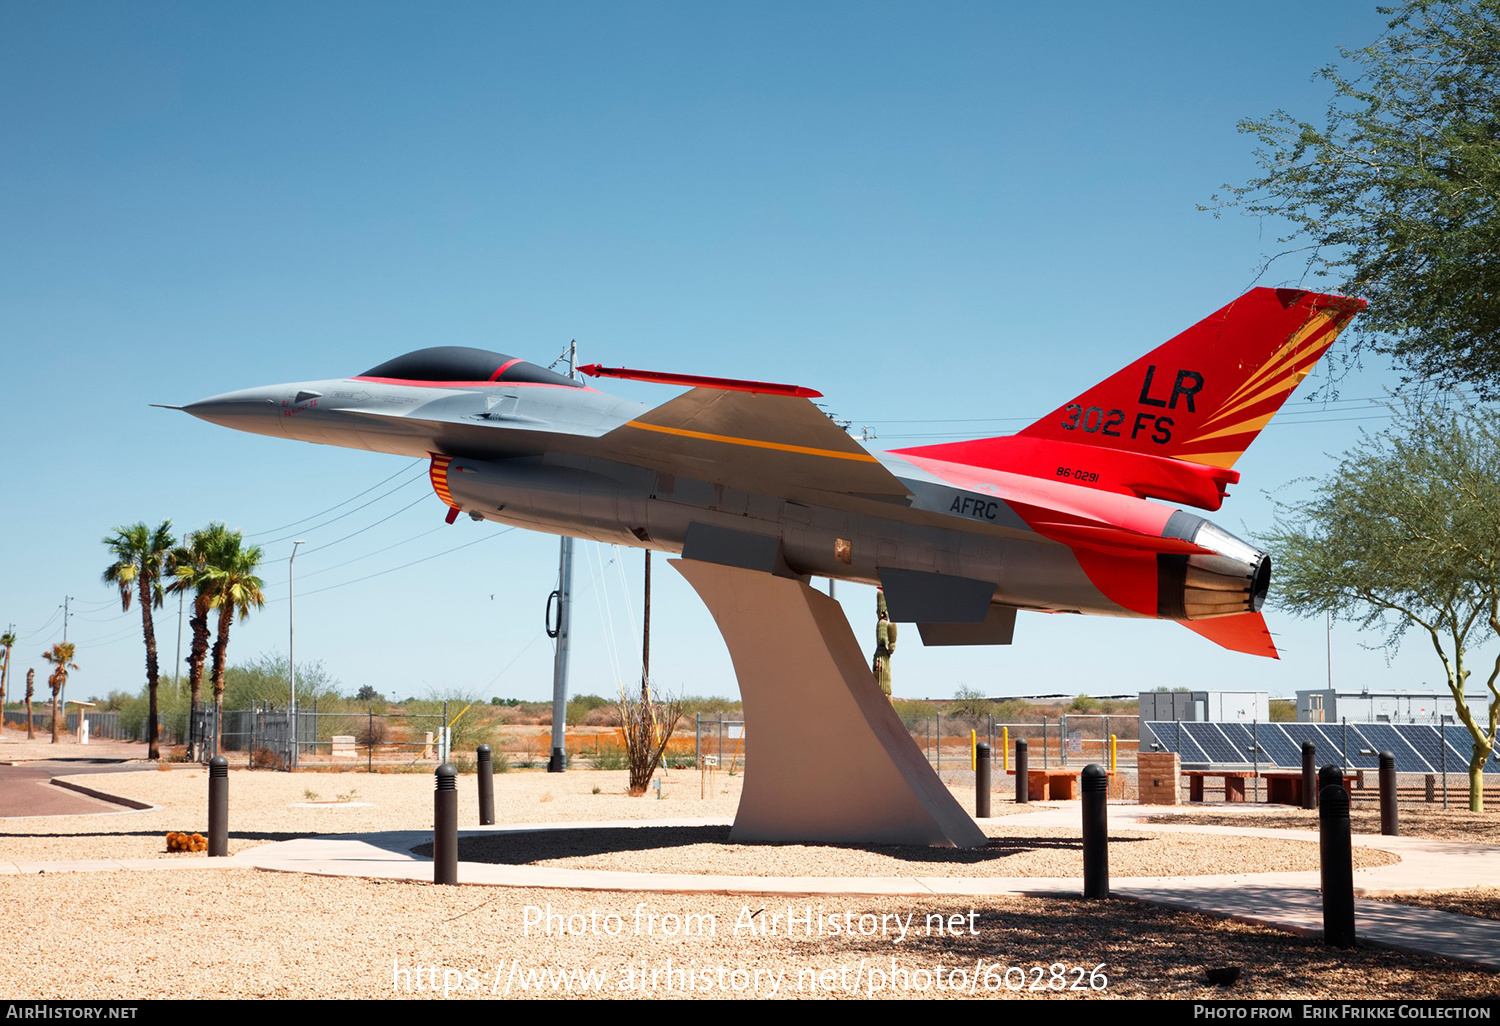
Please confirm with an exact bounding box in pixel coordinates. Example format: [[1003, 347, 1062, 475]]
[[1261, 771, 1360, 806], [1182, 770, 1255, 802], [1006, 767, 1092, 800]]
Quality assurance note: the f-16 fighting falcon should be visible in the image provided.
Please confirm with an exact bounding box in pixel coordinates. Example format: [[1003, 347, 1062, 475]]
[[177, 287, 1363, 661], [174, 287, 1363, 845]]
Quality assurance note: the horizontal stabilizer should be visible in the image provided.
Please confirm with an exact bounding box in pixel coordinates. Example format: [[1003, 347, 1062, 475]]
[[1027, 522, 1215, 557], [1179, 612, 1279, 659]]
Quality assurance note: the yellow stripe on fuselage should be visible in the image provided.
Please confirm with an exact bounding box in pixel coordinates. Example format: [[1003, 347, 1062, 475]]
[[623, 420, 879, 462]]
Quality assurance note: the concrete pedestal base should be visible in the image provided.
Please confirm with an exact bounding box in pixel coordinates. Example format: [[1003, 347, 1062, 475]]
[[675, 559, 988, 848]]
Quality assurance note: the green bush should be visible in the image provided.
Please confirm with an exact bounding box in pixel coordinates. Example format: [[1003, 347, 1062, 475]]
[[949, 685, 992, 719], [566, 694, 612, 726], [891, 699, 931, 731], [593, 744, 627, 770]]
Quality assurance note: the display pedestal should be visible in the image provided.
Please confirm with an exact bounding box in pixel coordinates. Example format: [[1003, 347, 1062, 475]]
[[675, 558, 988, 848]]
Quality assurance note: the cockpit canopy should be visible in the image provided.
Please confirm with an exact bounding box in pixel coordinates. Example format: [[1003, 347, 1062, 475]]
[[360, 347, 581, 387]]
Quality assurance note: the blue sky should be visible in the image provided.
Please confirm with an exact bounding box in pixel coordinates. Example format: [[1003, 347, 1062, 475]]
[[2, 1, 1473, 708]]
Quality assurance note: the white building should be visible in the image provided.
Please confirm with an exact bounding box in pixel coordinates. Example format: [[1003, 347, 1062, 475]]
[[1295, 688, 1487, 724], [1138, 690, 1269, 723]]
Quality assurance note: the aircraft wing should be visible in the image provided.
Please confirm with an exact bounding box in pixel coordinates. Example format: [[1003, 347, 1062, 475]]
[[598, 387, 911, 501]]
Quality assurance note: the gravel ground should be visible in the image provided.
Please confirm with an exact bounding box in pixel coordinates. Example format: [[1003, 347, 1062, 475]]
[[7, 871, 1497, 1000], [421, 824, 1397, 878], [1371, 888, 1500, 923], [1142, 805, 1500, 844], [0, 764, 749, 861], [0, 748, 1493, 1000]]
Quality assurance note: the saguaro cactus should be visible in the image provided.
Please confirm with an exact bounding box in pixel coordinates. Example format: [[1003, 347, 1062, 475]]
[[872, 589, 897, 698]]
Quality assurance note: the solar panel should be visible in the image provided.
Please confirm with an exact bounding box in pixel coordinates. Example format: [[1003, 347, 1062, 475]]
[[1144, 721, 1208, 763], [1442, 724, 1500, 772], [1141, 720, 1497, 775], [1349, 723, 1431, 773], [1183, 722, 1251, 765], [1247, 724, 1303, 768], [1280, 724, 1329, 767], [1312, 724, 1380, 768], [1393, 724, 1450, 772]]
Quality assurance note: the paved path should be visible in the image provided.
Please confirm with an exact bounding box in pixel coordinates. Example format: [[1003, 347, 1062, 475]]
[[4, 776, 1499, 971], [0, 744, 156, 817]]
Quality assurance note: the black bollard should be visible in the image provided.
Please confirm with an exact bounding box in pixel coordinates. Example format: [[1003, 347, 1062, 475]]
[[1015, 738, 1029, 804], [1319, 782, 1356, 948], [1081, 764, 1109, 899], [976, 742, 992, 818], [477, 745, 495, 826], [1301, 741, 1317, 810], [1318, 763, 1343, 804], [208, 756, 228, 857], [1378, 751, 1398, 836], [434, 763, 458, 885]]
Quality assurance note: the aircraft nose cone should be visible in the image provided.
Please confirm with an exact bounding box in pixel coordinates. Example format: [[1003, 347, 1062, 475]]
[[182, 388, 286, 438]]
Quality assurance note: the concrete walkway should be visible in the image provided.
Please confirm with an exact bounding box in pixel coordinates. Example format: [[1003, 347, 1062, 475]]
[[4, 783, 1499, 971]]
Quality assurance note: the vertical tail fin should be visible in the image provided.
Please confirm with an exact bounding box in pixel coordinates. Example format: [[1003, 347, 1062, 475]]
[[1016, 288, 1366, 468], [892, 289, 1365, 509]]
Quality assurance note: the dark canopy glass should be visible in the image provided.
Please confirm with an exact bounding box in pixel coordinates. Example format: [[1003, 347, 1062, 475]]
[[361, 347, 580, 387]]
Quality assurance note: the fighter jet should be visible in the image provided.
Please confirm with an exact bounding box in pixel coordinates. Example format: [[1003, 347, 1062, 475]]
[[178, 287, 1364, 659]]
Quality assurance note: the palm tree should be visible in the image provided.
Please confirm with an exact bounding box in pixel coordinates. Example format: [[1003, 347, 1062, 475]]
[[24, 668, 35, 739], [0, 629, 15, 728], [167, 524, 229, 758], [42, 643, 77, 744], [205, 531, 265, 749], [102, 522, 175, 760]]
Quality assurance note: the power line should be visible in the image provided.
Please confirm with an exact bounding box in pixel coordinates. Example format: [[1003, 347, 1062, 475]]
[[248, 459, 425, 538], [257, 468, 428, 547], [298, 494, 431, 556], [285, 528, 514, 599]]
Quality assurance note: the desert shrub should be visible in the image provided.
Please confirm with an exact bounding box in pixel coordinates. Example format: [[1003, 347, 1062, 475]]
[[890, 699, 931, 731], [991, 699, 1037, 723], [567, 694, 612, 726], [593, 744, 627, 770], [679, 695, 742, 717], [251, 747, 286, 770], [354, 716, 390, 747], [619, 689, 684, 795], [585, 706, 622, 727], [949, 686, 992, 720]]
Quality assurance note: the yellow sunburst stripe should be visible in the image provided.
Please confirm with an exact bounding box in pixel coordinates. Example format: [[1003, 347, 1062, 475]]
[[1176, 449, 1241, 469], [624, 420, 879, 462], [1216, 310, 1338, 412], [1186, 411, 1277, 446], [1196, 344, 1330, 432]]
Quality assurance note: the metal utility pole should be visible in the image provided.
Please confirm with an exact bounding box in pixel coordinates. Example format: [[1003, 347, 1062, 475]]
[[289, 539, 305, 769], [60, 596, 71, 711], [174, 592, 184, 702], [642, 549, 651, 703], [548, 341, 578, 773]]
